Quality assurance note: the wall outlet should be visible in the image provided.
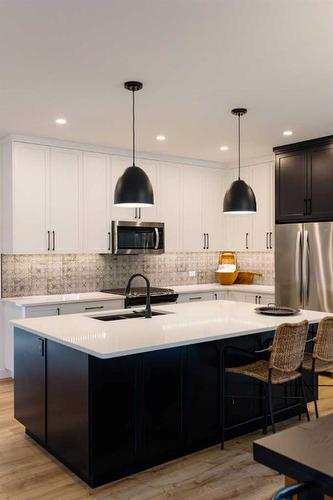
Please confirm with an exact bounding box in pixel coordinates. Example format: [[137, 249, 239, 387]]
[[189, 270, 196, 277]]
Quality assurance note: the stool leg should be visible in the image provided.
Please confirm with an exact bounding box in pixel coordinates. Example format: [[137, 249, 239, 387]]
[[262, 382, 268, 435], [300, 375, 310, 422], [311, 368, 319, 419], [267, 379, 276, 433]]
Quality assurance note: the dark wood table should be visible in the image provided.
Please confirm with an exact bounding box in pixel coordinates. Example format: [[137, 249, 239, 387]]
[[253, 413, 333, 499]]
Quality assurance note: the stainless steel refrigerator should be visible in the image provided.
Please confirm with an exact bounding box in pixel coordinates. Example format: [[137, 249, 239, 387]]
[[275, 222, 333, 312]]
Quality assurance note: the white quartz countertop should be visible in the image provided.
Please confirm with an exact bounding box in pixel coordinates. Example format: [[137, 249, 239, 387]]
[[172, 283, 274, 294], [2, 292, 124, 307], [11, 300, 326, 359]]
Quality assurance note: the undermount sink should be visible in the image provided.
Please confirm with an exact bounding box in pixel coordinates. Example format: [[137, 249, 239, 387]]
[[91, 309, 171, 321]]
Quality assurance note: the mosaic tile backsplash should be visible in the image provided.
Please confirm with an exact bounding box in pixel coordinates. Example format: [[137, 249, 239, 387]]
[[1, 251, 274, 298]]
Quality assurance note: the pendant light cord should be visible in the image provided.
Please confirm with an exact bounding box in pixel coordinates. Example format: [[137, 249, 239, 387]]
[[238, 113, 241, 180], [132, 89, 136, 166]]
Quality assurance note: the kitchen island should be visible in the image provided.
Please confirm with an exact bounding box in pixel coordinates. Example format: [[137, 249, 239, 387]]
[[11, 300, 327, 487]]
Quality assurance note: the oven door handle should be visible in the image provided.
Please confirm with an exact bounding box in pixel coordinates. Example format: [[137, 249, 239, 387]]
[[154, 227, 160, 249]]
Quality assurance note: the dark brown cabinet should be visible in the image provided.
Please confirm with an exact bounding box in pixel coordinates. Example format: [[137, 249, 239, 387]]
[[274, 136, 333, 223]]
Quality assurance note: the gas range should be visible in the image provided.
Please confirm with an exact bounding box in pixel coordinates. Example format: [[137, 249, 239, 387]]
[[101, 286, 179, 307]]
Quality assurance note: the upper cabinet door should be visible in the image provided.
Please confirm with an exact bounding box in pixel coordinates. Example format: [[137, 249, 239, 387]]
[[251, 163, 274, 251], [138, 159, 159, 221], [49, 148, 82, 253], [202, 167, 224, 252], [308, 144, 333, 220], [225, 167, 254, 251], [82, 152, 111, 253], [182, 165, 204, 252], [158, 162, 182, 252], [275, 151, 307, 222], [110, 156, 136, 221], [12, 143, 50, 253]]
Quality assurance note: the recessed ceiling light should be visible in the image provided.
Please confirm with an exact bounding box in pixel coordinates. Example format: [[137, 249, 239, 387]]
[[156, 135, 166, 141], [219, 145, 229, 151], [283, 130, 293, 136], [55, 118, 67, 125]]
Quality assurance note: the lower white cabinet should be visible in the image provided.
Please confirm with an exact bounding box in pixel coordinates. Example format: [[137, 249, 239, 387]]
[[177, 289, 274, 305], [60, 300, 123, 315], [177, 291, 215, 303], [2, 298, 124, 375]]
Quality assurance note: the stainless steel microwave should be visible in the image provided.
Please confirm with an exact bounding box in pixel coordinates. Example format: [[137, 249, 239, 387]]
[[112, 221, 165, 255]]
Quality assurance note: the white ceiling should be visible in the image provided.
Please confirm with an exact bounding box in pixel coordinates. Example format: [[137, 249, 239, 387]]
[[0, 0, 333, 163]]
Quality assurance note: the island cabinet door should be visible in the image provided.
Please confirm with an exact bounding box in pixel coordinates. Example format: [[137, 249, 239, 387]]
[[141, 348, 183, 463], [89, 355, 138, 486], [14, 328, 46, 444], [46, 340, 90, 483], [184, 341, 220, 449]]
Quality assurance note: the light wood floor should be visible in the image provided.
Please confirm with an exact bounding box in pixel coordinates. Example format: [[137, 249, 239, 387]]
[[0, 377, 332, 500]]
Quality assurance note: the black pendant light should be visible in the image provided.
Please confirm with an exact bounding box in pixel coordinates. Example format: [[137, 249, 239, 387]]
[[114, 81, 154, 207], [223, 108, 256, 214]]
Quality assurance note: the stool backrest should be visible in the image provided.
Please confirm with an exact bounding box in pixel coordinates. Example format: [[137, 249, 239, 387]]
[[269, 320, 309, 372], [313, 316, 333, 361]]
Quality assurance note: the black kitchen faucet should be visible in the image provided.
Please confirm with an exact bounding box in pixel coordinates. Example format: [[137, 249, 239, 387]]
[[125, 273, 152, 318]]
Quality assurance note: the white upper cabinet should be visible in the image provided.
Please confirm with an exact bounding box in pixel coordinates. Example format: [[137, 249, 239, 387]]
[[251, 162, 274, 250], [158, 162, 182, 252], [222, 162, 274, 252], [223, 166, 254, 251], [1, 138, 274, 255], [181, 165, 224, 252], [202, 167, 224, 251], [5, 143, 50, 253], [82, 152, 111, 253], [138, 159, 159, 221], [49, 148, 82, 253], [110, 155, 136, 221], [182, 165, 204, 251]]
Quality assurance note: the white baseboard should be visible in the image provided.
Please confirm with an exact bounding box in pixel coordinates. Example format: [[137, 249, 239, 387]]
[[0, 368, 12, 379]]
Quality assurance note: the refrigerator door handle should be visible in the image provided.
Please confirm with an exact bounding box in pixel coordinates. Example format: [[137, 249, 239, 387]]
[[295, 231, 302, 305], [302, 230, 310, 306]]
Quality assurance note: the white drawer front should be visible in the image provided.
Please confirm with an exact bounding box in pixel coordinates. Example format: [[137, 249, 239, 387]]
[[60, 300, 124, 315], [177, 292, 214, 303]]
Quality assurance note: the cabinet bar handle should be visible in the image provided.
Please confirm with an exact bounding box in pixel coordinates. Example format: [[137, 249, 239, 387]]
[[246, 232, 249, 249], [38, 338, 45, 357], [108, 231, 111, 251], [52, 231, 55, 251], [134, 208, 137, 219], [308, 198, 312, 215], [255, 295, 257, 304], [269, 232, 273, 249], [84, 305, 105, 311], [47, 231, 51, 251], [304, 198, 308, 216], [189, 296, 202, 301], [203, 233, 206, 250], [266, 232, 268, 249], [207, 233, 209, 250]]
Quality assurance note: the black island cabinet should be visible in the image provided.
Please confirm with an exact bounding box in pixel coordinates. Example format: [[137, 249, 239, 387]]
[[14, 327, 316, 487]]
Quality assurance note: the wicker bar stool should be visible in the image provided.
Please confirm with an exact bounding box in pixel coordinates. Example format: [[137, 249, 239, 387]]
[[221, 320, 310, 448], [302, 316, 333, 419]]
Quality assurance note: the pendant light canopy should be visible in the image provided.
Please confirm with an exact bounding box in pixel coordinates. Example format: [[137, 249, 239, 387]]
[[223, 108, 257, 214], [114, 81, 154, 207]]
